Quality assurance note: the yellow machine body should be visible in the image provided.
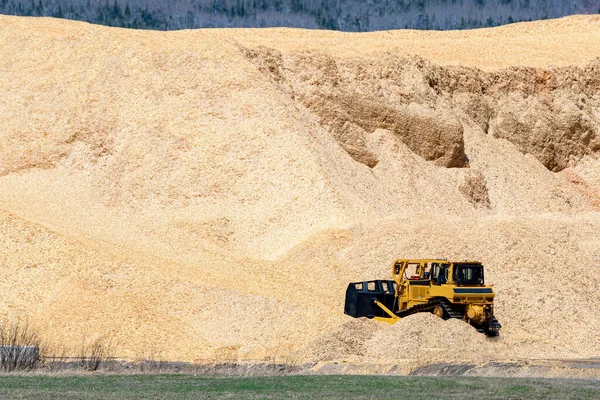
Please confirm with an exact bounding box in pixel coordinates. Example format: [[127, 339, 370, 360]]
[[344, 258, 501, 336]]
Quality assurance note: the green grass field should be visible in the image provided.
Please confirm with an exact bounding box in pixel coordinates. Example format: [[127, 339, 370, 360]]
[[0, 374, 598, 399]]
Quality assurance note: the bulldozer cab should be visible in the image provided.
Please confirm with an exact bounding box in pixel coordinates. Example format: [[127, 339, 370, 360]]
[[430, 262, 449, 285], [453, 263, 485, 286], [392, 259, 450, 285], [391, 259, 486, 286]]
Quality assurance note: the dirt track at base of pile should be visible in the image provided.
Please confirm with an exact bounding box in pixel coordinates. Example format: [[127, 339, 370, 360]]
[[0, 15, 600, 369]]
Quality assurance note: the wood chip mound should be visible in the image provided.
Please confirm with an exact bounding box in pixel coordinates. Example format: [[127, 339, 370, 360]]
[[0, 14, 600, 364]]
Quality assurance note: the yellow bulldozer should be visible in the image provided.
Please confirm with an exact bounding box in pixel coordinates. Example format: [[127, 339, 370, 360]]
[[344, 259, 501, 336]]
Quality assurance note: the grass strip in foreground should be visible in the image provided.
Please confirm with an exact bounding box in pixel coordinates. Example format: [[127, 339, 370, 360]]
[[0, 374, 598, 399]]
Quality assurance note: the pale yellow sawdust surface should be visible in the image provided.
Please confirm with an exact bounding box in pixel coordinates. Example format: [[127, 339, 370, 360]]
[[233, 14, 600, 70], [0, 14, 600, 365]]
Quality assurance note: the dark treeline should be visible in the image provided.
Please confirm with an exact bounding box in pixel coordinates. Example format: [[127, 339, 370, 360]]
[[0, 0, 599, 31]]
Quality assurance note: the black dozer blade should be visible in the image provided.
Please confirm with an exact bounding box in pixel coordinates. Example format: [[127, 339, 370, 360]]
[[344, 280, 397, 319]]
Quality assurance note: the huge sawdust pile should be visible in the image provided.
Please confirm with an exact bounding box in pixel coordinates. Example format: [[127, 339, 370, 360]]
[[1, 14, 600, 364]]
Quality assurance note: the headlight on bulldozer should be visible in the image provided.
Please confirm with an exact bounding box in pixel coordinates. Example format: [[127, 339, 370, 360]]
[[466, 304, 485, 323]]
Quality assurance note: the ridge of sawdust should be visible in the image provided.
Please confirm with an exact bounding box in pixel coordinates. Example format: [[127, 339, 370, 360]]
[[243, 48, 600, 172]]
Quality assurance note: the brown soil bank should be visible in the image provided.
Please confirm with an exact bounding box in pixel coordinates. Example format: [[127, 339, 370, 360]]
[[244, 48, 600, 171], [0, 15, 600, 367]]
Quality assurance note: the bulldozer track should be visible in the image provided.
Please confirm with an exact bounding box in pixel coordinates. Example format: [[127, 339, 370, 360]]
[[440, 300, 464, 319], [395, 301, 436, 318], [396, 298, 458, 319]]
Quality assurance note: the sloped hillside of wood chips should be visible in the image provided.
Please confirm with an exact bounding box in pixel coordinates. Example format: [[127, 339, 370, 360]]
[[1, 14, 600, 364]]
